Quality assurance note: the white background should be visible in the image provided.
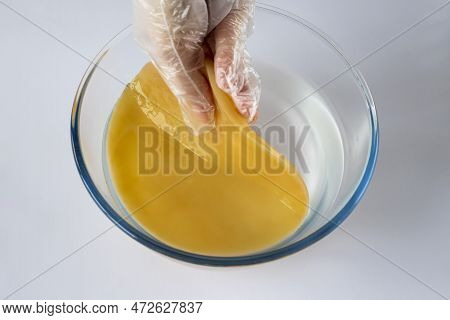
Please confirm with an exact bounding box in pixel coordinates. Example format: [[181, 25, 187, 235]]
[[0, 0, 449, 299]]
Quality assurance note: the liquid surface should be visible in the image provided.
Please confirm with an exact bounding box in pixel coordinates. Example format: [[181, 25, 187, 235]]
[[106, 59, 309, 256]]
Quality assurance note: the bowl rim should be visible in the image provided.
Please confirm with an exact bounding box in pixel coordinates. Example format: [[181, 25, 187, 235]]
[[70, 3, 379, 266]]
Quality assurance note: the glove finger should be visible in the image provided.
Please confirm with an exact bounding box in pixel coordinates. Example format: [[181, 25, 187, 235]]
[[212, 0, 259, 121], [174, 69, 215, 133], [133, 0, 214, 133], [213, 0, 255, 92], [228, 51, 261, 122]]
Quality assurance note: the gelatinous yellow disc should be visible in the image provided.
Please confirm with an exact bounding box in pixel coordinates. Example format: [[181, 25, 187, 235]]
[[106, 59, 309, 256]]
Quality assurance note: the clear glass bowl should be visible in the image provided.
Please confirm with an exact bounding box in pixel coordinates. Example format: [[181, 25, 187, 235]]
[[71, 4, 378, 266]]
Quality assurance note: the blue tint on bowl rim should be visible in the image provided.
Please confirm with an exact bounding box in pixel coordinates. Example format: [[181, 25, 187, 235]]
[[70, 5, 379, 266]]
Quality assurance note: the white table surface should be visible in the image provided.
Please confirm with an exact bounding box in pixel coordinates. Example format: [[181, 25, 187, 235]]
[[1, 0, 449, 299]]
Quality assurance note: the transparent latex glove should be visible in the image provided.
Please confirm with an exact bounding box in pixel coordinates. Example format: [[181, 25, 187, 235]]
[[133, 0, 260, 133]]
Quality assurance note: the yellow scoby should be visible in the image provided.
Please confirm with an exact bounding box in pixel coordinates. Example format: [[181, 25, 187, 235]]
[[106, 59, 309, 256]]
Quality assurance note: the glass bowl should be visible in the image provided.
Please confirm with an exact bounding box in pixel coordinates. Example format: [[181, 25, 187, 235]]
[[71, 4, 378, 266]]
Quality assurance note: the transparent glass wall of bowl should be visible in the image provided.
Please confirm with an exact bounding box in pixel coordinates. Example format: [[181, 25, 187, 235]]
[[75, 6, 374, 254], [77, 34, 149, 220]]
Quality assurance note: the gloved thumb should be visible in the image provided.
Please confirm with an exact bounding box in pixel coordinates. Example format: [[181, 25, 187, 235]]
[[133, 0, 215, 134]]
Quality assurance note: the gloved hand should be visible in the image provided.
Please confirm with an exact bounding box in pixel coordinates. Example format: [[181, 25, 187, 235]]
[[133, 0, 260, 133]]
